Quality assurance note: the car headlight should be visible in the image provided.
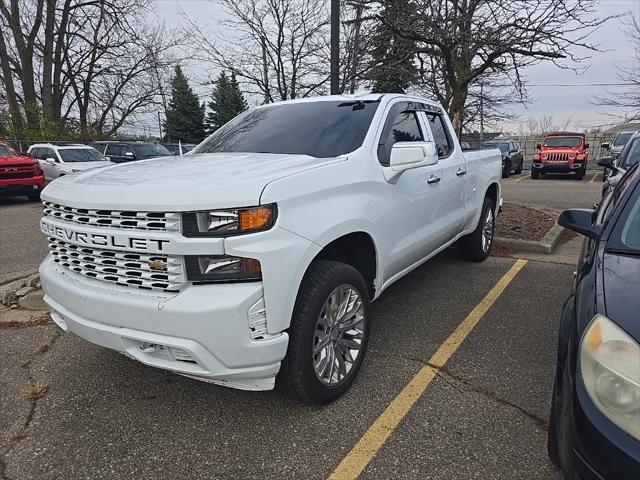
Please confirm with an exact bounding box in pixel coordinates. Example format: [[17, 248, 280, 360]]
[[181, 204, 276, 237], [569, 153, 577, 160], [184, 255, 261, 283], [580, 314, 640, 440], [542, 153, 548, 160]]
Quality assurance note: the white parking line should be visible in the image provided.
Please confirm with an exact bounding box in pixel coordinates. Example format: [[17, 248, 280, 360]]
[[513, 174, 528, 182]]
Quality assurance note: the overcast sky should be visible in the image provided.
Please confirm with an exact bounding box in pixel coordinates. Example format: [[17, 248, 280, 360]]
[[149, 0, 639, 134]]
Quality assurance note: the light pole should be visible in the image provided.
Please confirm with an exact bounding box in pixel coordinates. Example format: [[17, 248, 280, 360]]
[[330, 0, 340, 95]]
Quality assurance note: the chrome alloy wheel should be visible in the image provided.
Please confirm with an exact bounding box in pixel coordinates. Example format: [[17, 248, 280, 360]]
[[313, 284, 366, 386], [482, 207, 494, 253]]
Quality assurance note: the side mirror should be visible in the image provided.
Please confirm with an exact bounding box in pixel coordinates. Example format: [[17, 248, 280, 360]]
[[585, 143, 590, 149], [536, 143, 541, 150], [384, 142, 438, 183], [601, 142, 610, 150], [597, 156, 618, 173], [558, 209, 600, 240], [45, 157, 57, 164], [105, 156, 111, 162], [124, 151, 135, 158]]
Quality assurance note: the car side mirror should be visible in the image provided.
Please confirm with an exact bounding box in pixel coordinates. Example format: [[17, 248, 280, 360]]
[[45, 157, 57, 164], [558, 209, 601, 240], [597, 156, 618, 173], [601, 142, 610, 150], [584, 143, 590, 149], [124, 151, 135, 158], [105, 156, 111, 162], [384, 142, 438, 183], [536, 143, 541, 150]]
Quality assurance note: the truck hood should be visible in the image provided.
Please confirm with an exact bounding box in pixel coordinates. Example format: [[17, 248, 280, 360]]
[[42, 152, 343, 210], [0, 155, 37, 167]]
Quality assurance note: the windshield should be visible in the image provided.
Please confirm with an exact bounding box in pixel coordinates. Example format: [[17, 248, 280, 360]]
[[620, 137, 640, 170], [0, 144, 18, 157], [544, 137, 582, 148], [58, 148, 106, 162], [609, 169, 640, 255], [193, 100, 380, 158], [613, 132, 633, 147], [482, 142, 509, 153], [132, 144, 171, 157]]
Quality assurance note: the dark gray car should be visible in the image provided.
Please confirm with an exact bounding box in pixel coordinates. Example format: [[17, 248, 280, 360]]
[[602, 130, 637, 159], [89, 141, 172, 163], [481, 140, 524, 177], [599, 132, 640, 195]]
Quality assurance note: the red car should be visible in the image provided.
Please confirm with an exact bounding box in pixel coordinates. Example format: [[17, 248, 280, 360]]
[[532, 132, 589, 180], [0, 142, 45, 201]]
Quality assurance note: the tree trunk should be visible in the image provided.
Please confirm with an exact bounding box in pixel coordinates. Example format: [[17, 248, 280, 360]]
[[41, 0, 56, 121], [449, 88, 467, 137], [0, 30, 23, 132]]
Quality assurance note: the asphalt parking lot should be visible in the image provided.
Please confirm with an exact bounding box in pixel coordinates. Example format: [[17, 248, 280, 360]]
[[1, 174, 602, 479]]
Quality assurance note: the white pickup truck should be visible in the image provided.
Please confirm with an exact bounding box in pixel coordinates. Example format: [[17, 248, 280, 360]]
[[39, 94, 501, 404]]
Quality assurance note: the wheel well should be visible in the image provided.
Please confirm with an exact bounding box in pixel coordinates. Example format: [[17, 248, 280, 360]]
[[313, 232, 377, 299], [485, 182, 499, 208]]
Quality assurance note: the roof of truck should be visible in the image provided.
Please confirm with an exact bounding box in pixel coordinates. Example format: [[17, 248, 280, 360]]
[[544, 131, 586, 137]]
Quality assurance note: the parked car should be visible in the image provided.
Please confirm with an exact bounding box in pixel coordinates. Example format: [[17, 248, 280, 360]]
[[532, 132, 589, 180], [481, 139, 523, 177], [163, 143, 197, 155], [89, 141, 171, 163], [0, 142, 44, 201], [548, 162, 640, 480], [28, 143, 112, 182], [602, 130, 637, 159], [39, 94, 502, 404], [599, 132, 640, 195]]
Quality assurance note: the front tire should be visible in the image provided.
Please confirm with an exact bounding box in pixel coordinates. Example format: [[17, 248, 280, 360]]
[[279, 260, 371, 405], [502, 160, 511, 178], [531, 168, 540, 179], [459, 197, 495, 262], [575, 166, 585, 180], [515, 161, 523, 174]]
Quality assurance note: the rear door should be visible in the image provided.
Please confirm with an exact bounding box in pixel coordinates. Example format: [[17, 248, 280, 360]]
[[422, 112, 467, 242], [105, 144, 125, 162]]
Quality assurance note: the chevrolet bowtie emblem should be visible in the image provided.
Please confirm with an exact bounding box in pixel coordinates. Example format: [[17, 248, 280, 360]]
[[149, 259, 168, 271]]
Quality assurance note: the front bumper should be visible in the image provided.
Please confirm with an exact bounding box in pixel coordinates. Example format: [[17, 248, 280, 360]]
[[569, 376, 640, 480], [532, 162, 585, 173], [0, 176, 44, 194], [40, 256, 289, 390]]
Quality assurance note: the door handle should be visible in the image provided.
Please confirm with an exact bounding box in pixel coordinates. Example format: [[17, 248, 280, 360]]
[[427, 175, 441, 184], [456, 168, 467, 176]]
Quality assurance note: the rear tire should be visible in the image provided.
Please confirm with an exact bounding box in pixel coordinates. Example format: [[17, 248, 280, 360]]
[[515, 162, 523, 174], [278, 260, 371, 405], [459, 197, 495, 262], [531, 168, 540, 179]]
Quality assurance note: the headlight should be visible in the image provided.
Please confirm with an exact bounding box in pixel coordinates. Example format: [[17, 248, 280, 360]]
[[182, 204, 276, 237], [185, 255, 261, 283], [569, 153, 577, 160], [580, 314, 640, 440], [542, 153, 548, 160]]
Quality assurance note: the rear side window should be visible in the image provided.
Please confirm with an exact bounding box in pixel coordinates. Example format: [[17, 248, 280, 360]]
[[426, 114, 452, 158], [105, 144, 123, 156], [377, 102, 424, 166]]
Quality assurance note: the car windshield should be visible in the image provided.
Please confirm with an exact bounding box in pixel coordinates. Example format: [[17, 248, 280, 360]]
[[620, 137, 640, 170], [544, 137, 582, 148], [58, 148, 106, 162], [481, 142, 509, 153], [132, 144, 171, 157], [609, 169, 640, 255], [0, 144, 18, 157], [613, 132, 633, 147], [193, 100, 380, 158]]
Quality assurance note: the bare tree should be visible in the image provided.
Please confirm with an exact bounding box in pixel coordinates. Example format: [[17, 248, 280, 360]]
[[595, 15, 640, 122], [183, 0, 330, 103], [373, 0, 613, 135]]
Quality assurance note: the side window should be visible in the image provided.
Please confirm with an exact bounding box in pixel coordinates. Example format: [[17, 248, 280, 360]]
[[105, 144, 122, 156], [426, 114, 453, 158], [31, 148, 42, 159], [43, 148, 55, 160], [377, 102, 424, 166]]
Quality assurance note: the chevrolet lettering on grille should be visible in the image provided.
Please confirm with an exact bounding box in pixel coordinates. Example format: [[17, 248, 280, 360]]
[[40, 218, 169, 252]]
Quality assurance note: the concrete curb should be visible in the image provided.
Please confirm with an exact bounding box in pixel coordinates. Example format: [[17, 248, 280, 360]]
[[494, 203, 565, 255]]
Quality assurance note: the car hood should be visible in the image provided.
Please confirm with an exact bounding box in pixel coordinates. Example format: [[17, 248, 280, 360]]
[[42, 152, 343, 210], [0, 155, 37, 166], [64, 161, 113, 171], [602, 253, 640, 342]]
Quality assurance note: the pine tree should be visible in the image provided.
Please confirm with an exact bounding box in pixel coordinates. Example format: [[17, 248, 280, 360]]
[[164, 66, 206, 143], [367, 0, 418, 93], [205, 71, 248, 133]]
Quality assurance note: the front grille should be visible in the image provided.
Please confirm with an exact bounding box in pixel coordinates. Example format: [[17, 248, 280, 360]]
[[545, 153, 570, 163], [0, 165, 40, 179], [43, 202, 179, 232], [48, 238, 186, 292]]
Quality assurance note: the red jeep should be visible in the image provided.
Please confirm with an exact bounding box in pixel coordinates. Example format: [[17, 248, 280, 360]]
[[532, 132, 589, 180], [0, 142, 45, 201]]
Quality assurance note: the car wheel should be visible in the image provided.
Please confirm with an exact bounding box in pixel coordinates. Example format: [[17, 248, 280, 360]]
[[279, 260, 371, 405], [575, 166, 585, 180], [547, 380, 560, 466], [515, 160, 523, 174], [459, 197, 495, 262], [555, 357, 575, 475], [531, 168, 539, 179], [502, 161, 511, 178]]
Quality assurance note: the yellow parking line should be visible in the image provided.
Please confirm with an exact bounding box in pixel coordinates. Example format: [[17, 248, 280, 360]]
[[513, 174, 528, 182], [328, 259, 528, 480], [590, 173, 599, 183]]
